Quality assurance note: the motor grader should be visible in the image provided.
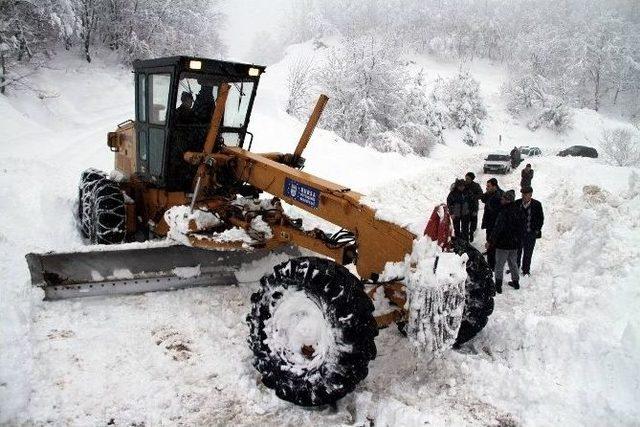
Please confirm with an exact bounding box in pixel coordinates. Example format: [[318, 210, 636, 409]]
[[26, 56, 495, 407]]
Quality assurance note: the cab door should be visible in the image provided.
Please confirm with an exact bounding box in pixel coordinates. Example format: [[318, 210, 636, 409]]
[[135, 69, 173, 185]]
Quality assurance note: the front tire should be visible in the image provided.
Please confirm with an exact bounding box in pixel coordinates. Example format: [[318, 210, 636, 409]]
[[89, 178, 126, 244], [78, 168, 107, 238], [247, 257, 378, 406]]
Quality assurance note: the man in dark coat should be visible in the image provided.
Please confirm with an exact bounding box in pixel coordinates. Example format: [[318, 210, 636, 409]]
[[510, 146, 521, 168], [447, 179, 471, 241], [521, 164, 534, 189], [481, 178, 503, 269], [464, 172, 483, 242], [515, 186, 544, 275], [175, 91, 194, 124], [193, 84, 216, 123], [486, 190, 524, 293]]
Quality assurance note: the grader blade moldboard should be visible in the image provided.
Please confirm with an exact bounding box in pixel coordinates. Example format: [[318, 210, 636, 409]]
[[26, 245, 298, 301]]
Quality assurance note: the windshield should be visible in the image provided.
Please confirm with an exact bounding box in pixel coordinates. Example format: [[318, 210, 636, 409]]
[[486, 154, 510, 161], [175, 72, 254, 130], [225, 81, 255, 128]]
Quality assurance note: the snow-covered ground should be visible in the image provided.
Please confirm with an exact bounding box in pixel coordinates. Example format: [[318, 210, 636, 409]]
[[1, 49, 639, 426]]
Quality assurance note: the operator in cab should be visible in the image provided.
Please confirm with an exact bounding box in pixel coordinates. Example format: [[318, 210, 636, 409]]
[[175, 91, 195, 124]]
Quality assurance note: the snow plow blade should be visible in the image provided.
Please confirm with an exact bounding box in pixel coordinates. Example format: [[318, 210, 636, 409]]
[[26, 245, 299, 301]]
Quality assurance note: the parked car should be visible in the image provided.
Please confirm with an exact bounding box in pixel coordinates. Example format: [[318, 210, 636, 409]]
[[520, 146, 542, 156], [557, 145, 598, 158], [484, 154, 512, 174]]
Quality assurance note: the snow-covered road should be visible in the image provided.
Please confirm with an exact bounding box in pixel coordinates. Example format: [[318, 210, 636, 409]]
[[1, 51, 639, 426]]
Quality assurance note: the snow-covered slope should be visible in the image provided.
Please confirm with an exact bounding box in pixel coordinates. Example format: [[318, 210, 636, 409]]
[[0, 48, 638, 426]]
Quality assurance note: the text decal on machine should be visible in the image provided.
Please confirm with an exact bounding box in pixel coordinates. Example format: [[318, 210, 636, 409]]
[[284, 178, 320, 208]]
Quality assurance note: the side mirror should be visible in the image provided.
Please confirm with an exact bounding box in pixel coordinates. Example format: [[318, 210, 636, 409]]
[[107, 132, 121, 152]]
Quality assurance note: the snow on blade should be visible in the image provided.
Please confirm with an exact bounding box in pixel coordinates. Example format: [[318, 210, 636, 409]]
[[172, 266, 201, 279]]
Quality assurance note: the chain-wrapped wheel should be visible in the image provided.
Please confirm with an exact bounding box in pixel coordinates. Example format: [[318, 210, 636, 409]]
[[395, 238, 495, 347], [452, 237, 495, 346], [78, 168, 107, 238], [89, 178, 126, 245], [247, 257, 378, 406]]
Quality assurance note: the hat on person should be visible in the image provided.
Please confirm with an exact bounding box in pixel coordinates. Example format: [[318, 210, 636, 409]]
[[502, 189, 516, 202], [521, 186, 533, 194]]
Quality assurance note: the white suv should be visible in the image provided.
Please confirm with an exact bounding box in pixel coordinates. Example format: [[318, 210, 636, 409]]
[[483, 154, 512, 174]]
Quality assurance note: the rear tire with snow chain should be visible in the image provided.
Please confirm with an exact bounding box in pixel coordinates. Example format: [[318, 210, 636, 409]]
[[396, 239, 494, 345], [89, 178, 126, 245], [78, 168, 107, 238], [452, 237, 495, 346], [247, 256, 378, 406]]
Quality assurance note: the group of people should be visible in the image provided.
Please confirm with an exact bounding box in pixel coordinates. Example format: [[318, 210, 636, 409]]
[[447, 165, 544, 293]]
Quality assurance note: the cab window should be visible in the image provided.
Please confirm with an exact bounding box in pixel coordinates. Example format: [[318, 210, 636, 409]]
[[176, 72, 218, 124], [224, 81, 254, 128], [137, 74, 146, 122], [149, 73, 171, 125]]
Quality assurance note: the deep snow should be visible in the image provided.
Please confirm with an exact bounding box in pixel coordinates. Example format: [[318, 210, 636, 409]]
[[1, 47, 639, 426]]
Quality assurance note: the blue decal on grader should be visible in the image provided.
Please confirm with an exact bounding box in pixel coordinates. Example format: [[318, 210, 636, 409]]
[[284, 178, 320, 208]]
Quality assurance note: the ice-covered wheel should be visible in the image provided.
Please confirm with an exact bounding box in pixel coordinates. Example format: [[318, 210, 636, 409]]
[[89, 178, 126, 244], [452, 237, 495, 346], [247, 257, 378, 406], [396, 239, 494, 345], [78, 168, 107, 238]]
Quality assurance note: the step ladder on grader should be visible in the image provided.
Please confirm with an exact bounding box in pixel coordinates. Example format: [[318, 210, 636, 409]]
[[26, 56, 495, 407]]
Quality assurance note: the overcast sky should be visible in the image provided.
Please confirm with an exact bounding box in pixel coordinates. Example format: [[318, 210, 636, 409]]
[[221, 0, 290, 62]]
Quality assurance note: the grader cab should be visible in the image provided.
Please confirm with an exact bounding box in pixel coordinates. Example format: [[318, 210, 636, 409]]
[[26, 56, 495, 407]]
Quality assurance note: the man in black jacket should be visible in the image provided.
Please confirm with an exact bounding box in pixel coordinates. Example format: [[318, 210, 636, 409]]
[[481, 178, 503, 269], [464, 172, 483, 242], [487, 190, 524, 292], [447, 179, 471, 241], [515, 186, 544, 276], [520, 164, 534, 189], [175, 91, 195, 124]]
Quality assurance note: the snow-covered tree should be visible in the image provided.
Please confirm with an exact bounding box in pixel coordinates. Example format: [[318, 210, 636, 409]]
[[286, 55, 316, 117], [0, 0, 227, 89], [432, 71, 487, 135], [0, 0, 59, 94], [527, 103, 573, 134], [601, 126, 640, 167], [314, 34, 437, 156], [280, 0, 640, 117]]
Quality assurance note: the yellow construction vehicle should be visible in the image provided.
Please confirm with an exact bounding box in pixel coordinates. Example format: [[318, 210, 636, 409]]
[[26, 56, 495, 406]]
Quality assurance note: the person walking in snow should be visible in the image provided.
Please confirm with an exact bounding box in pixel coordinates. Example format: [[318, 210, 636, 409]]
[[481, 178, 503, 269], [515, 186, 544, 276], [464, 172, 483, 242], [510, 146, 521, 168], [486, 190, 524, 293], [520, 164, 534, 190], [447, 179, 472, 241]]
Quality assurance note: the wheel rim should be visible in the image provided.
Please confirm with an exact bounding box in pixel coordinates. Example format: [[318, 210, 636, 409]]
[[265, 289, 335, 373]]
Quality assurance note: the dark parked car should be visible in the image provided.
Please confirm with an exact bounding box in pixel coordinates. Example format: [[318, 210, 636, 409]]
[[557, 145, 598, 158]]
